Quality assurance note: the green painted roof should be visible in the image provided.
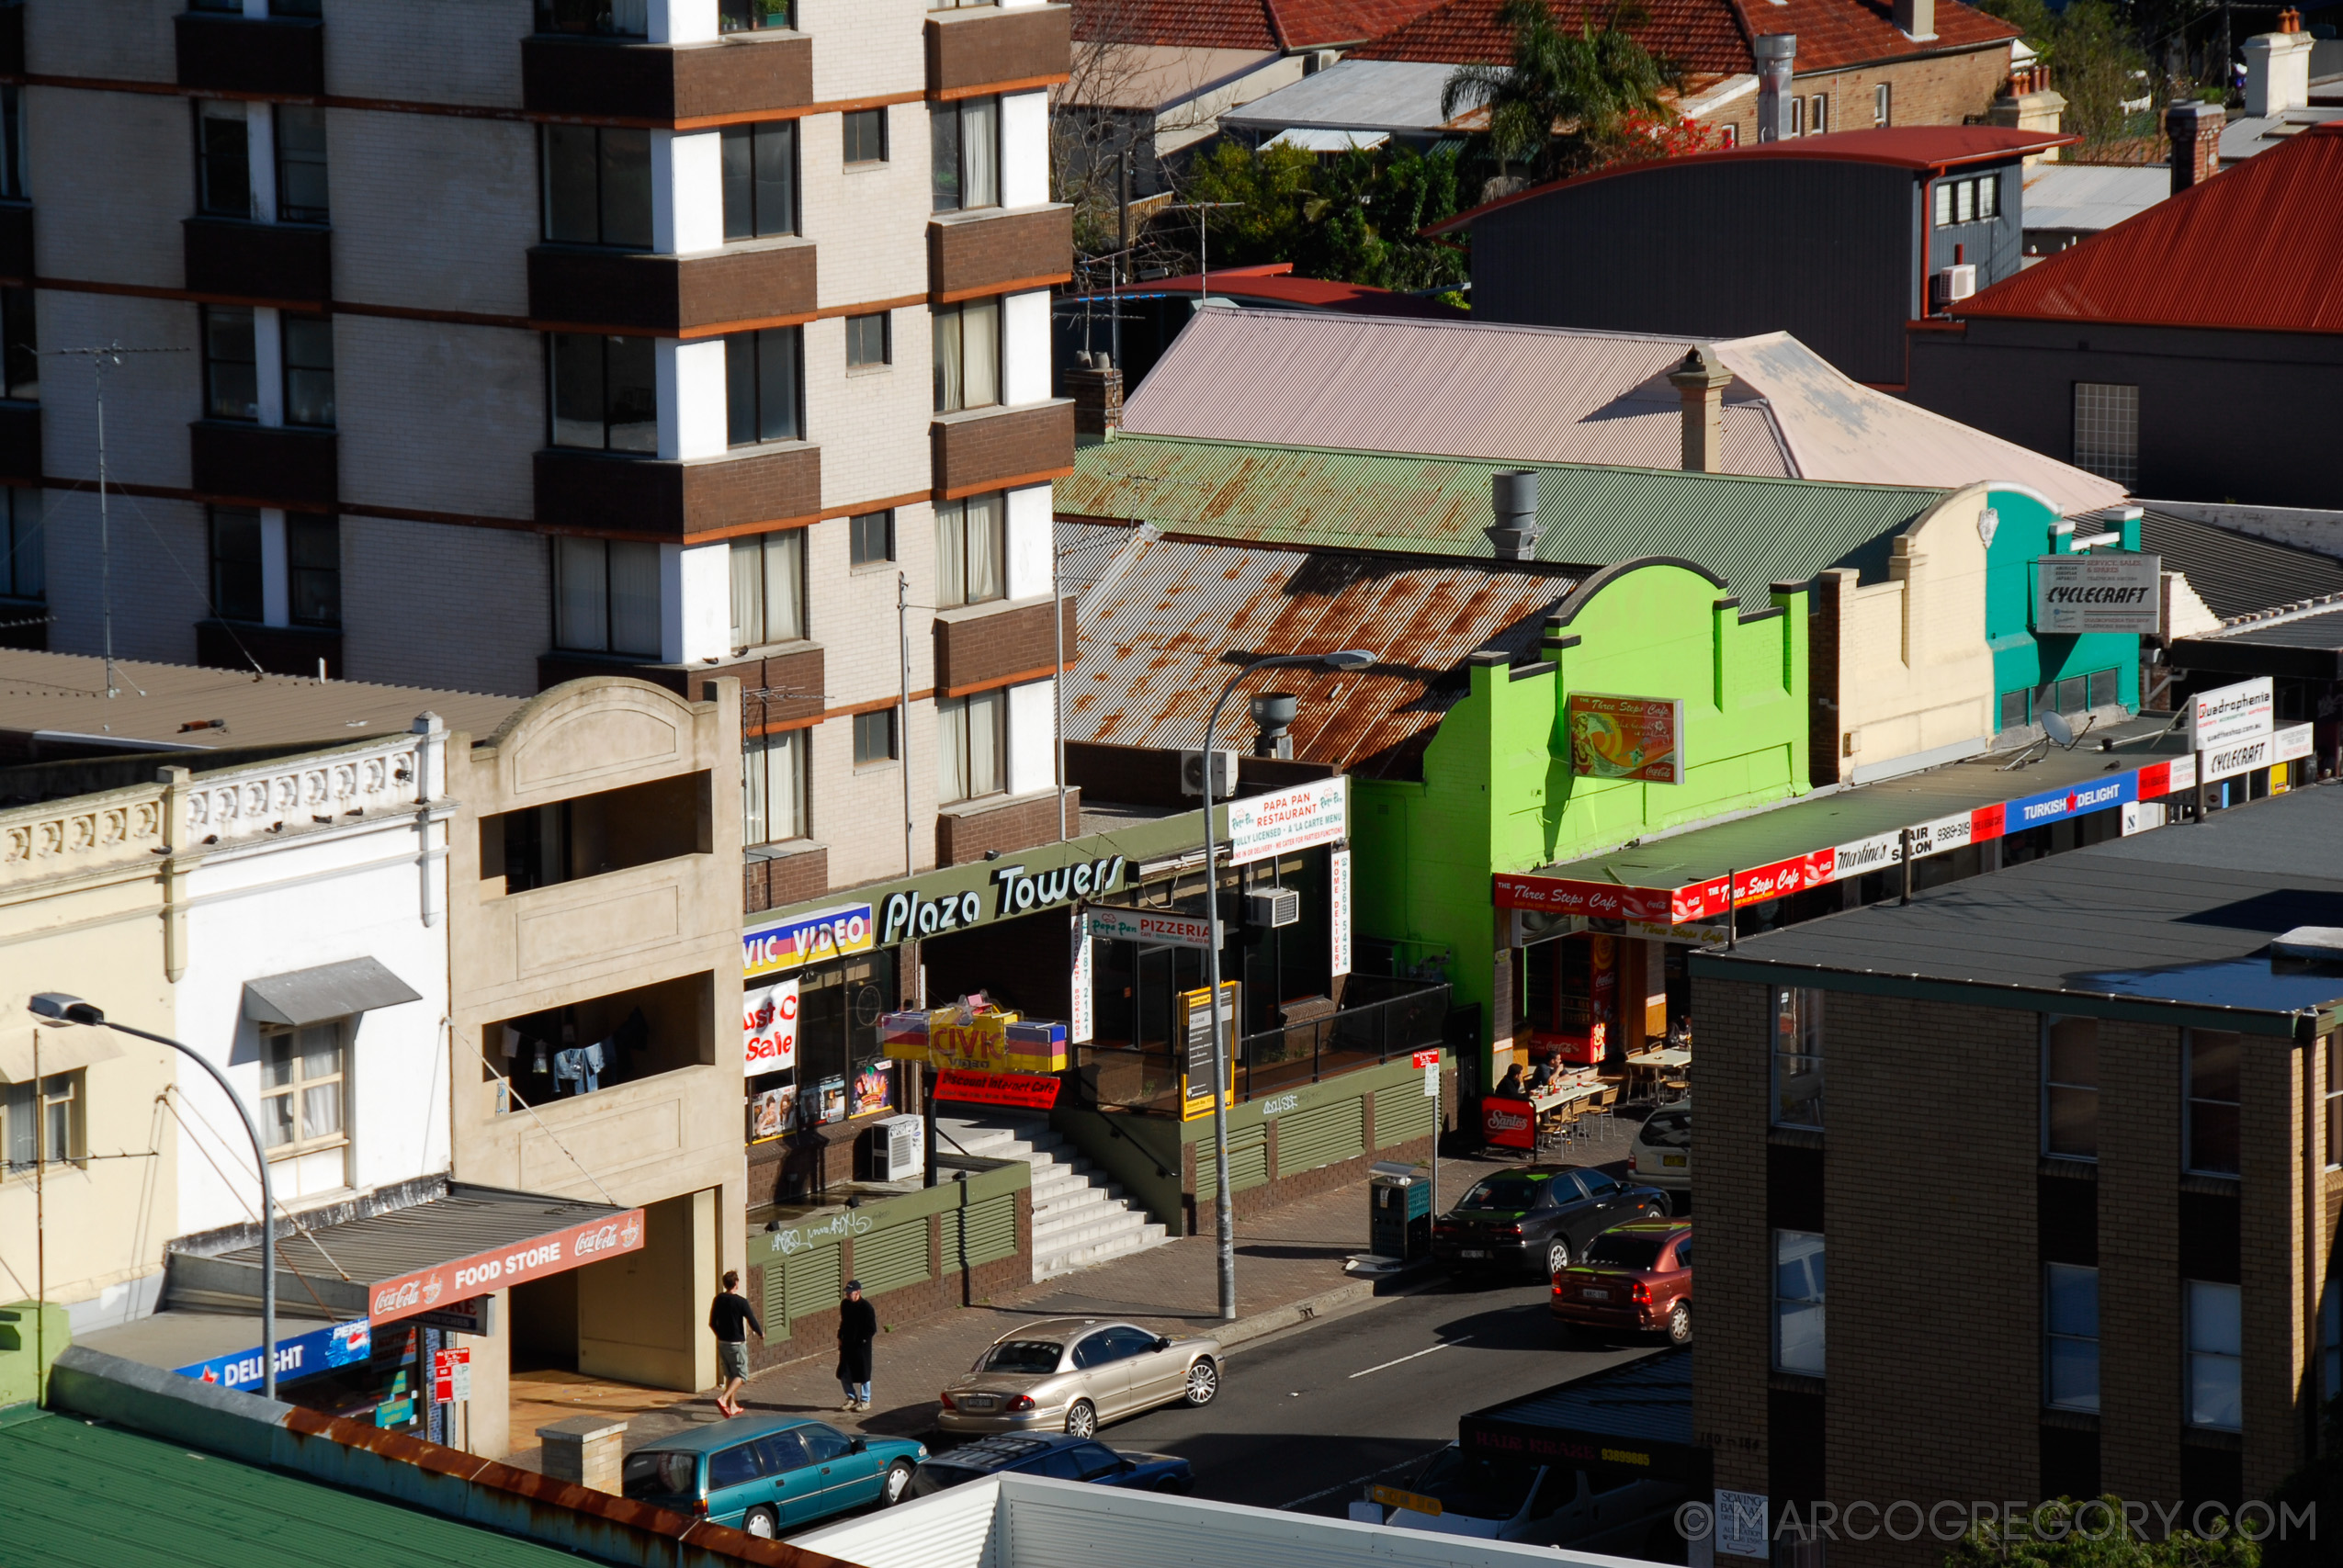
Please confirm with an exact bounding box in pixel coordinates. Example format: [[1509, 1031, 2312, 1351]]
[[1061, 434, 1952, 607], [0, 1407, 583, 1568]]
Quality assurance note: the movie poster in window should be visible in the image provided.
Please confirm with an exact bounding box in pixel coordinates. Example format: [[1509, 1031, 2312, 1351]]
[[1566, 694, 1684, 784], [852, 1065, 893, 1118], [750, 1083, 797, 1141]]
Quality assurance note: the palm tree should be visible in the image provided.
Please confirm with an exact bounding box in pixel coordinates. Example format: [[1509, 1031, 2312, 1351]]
[[1442, 0, 1681, 184]]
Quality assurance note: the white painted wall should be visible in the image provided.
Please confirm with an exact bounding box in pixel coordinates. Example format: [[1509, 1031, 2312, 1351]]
[[1006, 678, 1057, 797], [252, 307, 285, 426], [651, 0, 719, 45], [674, 539, 733, 663], [172, 728, 453, 1241], [658, 337, 729, 460], [259, 509, 289, 627], [654, 129, 726, 254], [1002, 91, 1049, 209], [1002, 288, 1051, 407], [1005, 482, 1052, 601]]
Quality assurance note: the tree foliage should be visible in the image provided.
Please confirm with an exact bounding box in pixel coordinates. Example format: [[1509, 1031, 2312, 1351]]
[[1976, 0, 2152, 144], [1441, 0, 1681, 182], [1184, 141, 1467, 292], [1944, 1498, 2262, 1568], [2261, 1398, 2342, 1568]]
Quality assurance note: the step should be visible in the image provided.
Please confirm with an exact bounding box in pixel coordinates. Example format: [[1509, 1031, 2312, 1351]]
[[929, 1112, 1172, 1282], [1033, 1215, 1153, 1259]]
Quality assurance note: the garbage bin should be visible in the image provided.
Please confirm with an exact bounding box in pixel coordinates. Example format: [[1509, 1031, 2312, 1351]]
[[1368, 1160, 1431, 1262]]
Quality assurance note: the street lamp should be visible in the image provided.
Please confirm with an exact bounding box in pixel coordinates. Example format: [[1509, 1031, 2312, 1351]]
[[28, 993, 279, 1400], [1197, 649, 1377, 1322]]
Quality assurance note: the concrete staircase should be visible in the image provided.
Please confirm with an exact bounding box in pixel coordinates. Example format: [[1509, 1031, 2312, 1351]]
[[935, 1112, 1169, 1281]]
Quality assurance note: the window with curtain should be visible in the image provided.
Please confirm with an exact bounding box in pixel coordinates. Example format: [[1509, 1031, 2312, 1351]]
[[3, 286, 35, 401], [931, 95, 999, 213], [210, 506, 264, 621], [725, 327, 803, 446], [204, 306, 258, 422], [2, 1071, 81, 1173], [197, 100, 250, 217], [288, 513, 340, 627], [260, 1022, 345, 1156], [2186, 1280, 2242, 1429], [933, 296, 1000, 413], [938, 688, 1006, 803], [721, 120, 798, 239], [275, 105, 329, 222], [549, 333, 657, 451], [0, 487, 40, 602], [2043, 1263, 2099, 1411], [1772, 1229, 1825, 1375], [282, 314, 334, 428], [1771, 987, 1823, 1129], [2043, 1015, 2098, 1159], [542, 124, 651, 248], [934, 491, 1004, 607], [729, 528, 805, 650], [553, 536, 662, 656], [743, 728, 809, 845], [2185, 1031, 2240, 1175]]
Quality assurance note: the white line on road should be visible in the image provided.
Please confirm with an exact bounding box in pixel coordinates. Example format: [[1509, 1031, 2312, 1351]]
[[1346, 1336, 1471, 1380]]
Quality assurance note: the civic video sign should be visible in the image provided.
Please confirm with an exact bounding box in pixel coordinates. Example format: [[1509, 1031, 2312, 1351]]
[[1566, 694, 1684, 784], [2033, 553, 2161, 634], [2188, 676, 2275, 753], [742, 902, 873, 979]]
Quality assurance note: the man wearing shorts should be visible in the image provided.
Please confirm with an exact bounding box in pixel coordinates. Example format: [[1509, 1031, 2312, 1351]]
[[708, 1269, 763, 1417]]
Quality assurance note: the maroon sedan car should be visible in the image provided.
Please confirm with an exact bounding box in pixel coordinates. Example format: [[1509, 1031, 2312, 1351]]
[[1549, 1219, 1692, 1345]]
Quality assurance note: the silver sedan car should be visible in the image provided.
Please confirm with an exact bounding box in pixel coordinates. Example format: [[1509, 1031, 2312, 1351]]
[[937, 1317, 1223, 1438]]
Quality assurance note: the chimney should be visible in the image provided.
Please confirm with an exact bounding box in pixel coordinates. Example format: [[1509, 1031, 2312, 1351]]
[[1668, 348, 1735, 473], [1487, 470, 1541, 561], [2244, 13, 2314, 117], [1895, 0, 1936, 40], [1249, 692, 1297, 759], [1755, 35, 1796, 142], [1064, 351, 1123, 435], [2165, 100, 2224, 196]]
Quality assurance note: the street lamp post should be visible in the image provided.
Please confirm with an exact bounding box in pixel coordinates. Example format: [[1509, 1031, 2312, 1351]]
[[1197, 649, 1376, 1322], [29, 993, 278, 1400]]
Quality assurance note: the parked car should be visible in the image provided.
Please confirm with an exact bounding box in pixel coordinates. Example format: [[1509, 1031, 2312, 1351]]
[[1626, 1102, 1690, 1206], [1367, 1443, 1681, 1554], [620, 1415, 927, 1538], [1550, 1218, 1692, 1345], [907, 1433, 1193, 1497], [1431, 1166, 1670, 1277], [937, 1317, 1224, 1438]]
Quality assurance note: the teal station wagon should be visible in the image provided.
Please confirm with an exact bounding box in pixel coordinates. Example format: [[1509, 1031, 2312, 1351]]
[[621, 1416, 928, 1538]]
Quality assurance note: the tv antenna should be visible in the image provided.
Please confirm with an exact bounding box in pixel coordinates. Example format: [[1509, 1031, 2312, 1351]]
[[52, 342, 187, 697]]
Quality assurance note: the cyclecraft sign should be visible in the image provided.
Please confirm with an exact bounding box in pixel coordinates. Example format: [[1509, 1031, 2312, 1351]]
[[2034, 553, 2160, 634], [881, 855, 1127, 944]]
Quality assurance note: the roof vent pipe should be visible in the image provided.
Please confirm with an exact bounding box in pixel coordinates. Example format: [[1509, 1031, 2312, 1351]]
[[1755, 35, 1796, 142], [1488, 470, 1541, 561]]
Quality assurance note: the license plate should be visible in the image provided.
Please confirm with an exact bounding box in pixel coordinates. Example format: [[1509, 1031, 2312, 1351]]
[[1461, 1249, 1490, 1259], [1372, 1484, 1443, 1517], [1664, 1155, 1686, 1167], [1581, 1288, 1610, 1301], [962, 1395, 997, 1410]]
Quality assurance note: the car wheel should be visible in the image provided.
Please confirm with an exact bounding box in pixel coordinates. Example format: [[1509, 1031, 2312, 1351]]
[[742, 1506, 778, 1539], [880, 1460, 914, 1507], [1545, 1237, 1571, 1275], [1667, 1301, 1692, 1347], [1183, 1359, 1220, 1407], [1066, 1399, 1097, 1438]]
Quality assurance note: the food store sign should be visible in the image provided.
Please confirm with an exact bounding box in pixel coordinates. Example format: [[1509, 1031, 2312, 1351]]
[[368, 1210, 646, 1325]]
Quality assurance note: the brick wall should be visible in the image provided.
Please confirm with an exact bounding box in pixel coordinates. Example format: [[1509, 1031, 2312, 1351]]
[[1703, 46, 2014, 145], [27, 85, 188, 290], [341, 513, 550, 696], [322, 0, 530, 107], [1692, 976, 1778, 1505], [40, 489, 207, 665], [25, 0, 180, 86], [334, 315, 540, 522], [329, 109, 536, 317], [930, 206, 1074, 299], [2239, 1033, 2306, 1500], [2097, 1018, 2185, 1506], [801, 0, 928, 107], [37, 291, 200, 490]]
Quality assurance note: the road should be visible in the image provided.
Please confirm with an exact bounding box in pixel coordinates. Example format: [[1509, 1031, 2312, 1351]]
[[1037, 1273, 1659, 1516]]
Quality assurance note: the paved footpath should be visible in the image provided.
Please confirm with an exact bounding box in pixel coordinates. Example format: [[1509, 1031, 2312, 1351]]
[[501, 1143, 1590, 1470]]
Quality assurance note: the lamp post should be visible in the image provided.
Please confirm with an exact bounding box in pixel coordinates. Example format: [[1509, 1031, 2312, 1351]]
[[1197, 649, 1376, 1322], [28, 993, 278, 1400]]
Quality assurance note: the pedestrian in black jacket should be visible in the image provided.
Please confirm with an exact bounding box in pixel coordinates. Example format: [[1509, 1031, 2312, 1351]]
[[708, 1269, 763, 1417], [836, 1280, 877, 1412]]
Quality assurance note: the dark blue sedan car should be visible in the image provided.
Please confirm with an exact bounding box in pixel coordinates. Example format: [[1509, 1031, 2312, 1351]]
[[906, 1434, 1193, 1498]]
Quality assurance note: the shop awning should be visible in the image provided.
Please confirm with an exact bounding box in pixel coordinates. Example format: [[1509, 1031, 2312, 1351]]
[[166, 1182, 644, 1325], [243, 956, 423, 1028], [1497, 716, 2250, 927], [0, 1023, 121, 1083]]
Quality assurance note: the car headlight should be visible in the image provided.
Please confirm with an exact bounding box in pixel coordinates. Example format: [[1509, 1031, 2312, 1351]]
[[917, 1446, 929, 1458]]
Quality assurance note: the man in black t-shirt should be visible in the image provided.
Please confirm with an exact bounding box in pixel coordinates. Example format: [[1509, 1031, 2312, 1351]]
[[708, 1269, 763, 1417]]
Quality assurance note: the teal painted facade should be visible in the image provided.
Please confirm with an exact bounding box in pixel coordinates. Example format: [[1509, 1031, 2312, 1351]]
[[1984, 489, 2144, 724]]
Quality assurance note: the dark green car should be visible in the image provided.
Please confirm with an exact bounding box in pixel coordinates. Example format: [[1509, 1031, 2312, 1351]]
[[621, 1416, 927, 1538], [1431, 1166, 1669, 1277]]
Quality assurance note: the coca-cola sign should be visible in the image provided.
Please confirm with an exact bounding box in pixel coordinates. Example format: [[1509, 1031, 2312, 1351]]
[[368, 1208, 648, 1325]]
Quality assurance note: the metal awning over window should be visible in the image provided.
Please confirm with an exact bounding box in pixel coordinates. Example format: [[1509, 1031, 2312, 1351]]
[[242, 957, 422, 1028]]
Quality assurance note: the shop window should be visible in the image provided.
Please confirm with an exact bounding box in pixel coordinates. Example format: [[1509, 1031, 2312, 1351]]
[[2, 1070, 82, 1173], [775, 950, 900, 1156], [720, 119, 798, 239], [743, 728, 808, 847], [2186, 1280, 2242, 1429], [1773, 1229, 1826, 1374], [1771, 987, 1824, 1129], [2043, 1016, 2098, 1160], [729, 527, 805, 650], [260, 1021, 345, 1156], [480, 772, 710, 893], [2043, 1262, 2100, 1411], [2185, 1031, 2240, 1176]]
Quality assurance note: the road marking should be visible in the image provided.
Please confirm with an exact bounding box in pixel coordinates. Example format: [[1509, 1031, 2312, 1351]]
[[1279, 1454, 1431, 1511], [1346, 1336, 1471, 1380]]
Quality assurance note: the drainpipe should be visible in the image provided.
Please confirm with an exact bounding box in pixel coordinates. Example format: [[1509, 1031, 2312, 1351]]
[[900, 572, 914, 876]]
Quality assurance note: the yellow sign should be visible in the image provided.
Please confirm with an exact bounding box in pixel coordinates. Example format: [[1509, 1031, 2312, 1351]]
[[1372, 1484, 1443, 1517], [1178, 982, 1240, 1120]]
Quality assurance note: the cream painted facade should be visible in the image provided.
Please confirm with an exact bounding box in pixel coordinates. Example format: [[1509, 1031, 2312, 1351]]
[[446, 677, 744, 1455], [1820, 481, 2000, 784]]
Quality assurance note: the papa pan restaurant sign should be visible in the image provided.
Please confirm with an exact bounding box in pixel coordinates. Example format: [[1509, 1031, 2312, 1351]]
[[2034, 553, 2161, 635], [1226, 776, 1347, 866]]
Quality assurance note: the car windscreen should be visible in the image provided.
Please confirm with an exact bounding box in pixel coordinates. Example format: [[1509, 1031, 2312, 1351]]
[[1584, 1232, 1666, 1269], [622, 1450, 698, 1501], [908, 1463, 987, 1498], [979, 1339, 1064, 1374], [1457, 1176, 1547, 1210], [1641, 1111, 1691, 1149], [1409, 1446, 1530, 1520]]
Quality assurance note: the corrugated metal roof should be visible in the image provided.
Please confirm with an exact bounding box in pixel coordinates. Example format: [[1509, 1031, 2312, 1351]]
[[2193, 604, 2343, 649], [1960, 121, 2343, 333], [1068, 532, 1576, 779], [0, 1409, 583, 1568], [2141, 509, 2343, 619], [1118, 311, 2127, 515], [209, 1183, 626, 1282], [1060, 433, 1948, 606], [1219, 58, 1460, 133], [2020, 162, 2168, 233]]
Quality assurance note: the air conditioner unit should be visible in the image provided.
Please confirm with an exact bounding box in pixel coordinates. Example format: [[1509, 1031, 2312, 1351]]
[[859, 1114, 925, 1182], [1179, 749, 1240, 796], [1245, 888, 1301, 928], [1935, 263, 1977, 303]]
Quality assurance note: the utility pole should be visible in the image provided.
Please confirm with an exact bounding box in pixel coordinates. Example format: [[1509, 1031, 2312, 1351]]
[[898, 570, 914, 877], [1114, 148, 1130, 372], [1167, 201, 1242, 304], [53, 344, 186, 698]]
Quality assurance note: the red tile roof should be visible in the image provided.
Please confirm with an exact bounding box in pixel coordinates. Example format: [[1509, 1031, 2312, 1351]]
[[1351, 0, 2017, 73], [1957, 122, 2343, 335], [1072, 0, 1449, 50]]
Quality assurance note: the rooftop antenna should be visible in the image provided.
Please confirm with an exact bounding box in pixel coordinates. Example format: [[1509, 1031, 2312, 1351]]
[[53, 342, 186, 697], [1165, 200, 1242, 305]]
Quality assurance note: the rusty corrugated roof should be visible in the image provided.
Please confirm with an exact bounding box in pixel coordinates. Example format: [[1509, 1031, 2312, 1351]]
[[1069, 531, 1575, 781]]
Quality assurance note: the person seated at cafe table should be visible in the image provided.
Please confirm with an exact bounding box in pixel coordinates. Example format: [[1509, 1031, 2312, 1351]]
[[1495, 1062, 1526, 1099], [1528, 1052, 1562, 1091]]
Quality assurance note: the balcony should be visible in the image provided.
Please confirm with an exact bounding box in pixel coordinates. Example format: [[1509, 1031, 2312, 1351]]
[[196, 620, 342, 680], [0, 405, 37, 483], [936, 786, 1081, 867], [175, 10, 324, 96], [934, 594, 1073, 696], [929, 205, 1071, 302], [522, 31, 811, 122], [925, 4, 1070, 96], [0, 204, 29, 282], [528, 238, 816, 334], [534, 442, 820, 539], [183, 218, 332, 305], [743, 841, 828, 915], [932, 400, 1074, 498], [188, 421, 338, 511]]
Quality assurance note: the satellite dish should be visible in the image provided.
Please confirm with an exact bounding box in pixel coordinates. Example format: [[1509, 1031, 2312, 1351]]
[[2041, 709, 2076, 748]]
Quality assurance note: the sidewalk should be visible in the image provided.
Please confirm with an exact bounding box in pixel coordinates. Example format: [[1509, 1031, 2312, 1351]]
[[501, 1139, 1613, 1470]]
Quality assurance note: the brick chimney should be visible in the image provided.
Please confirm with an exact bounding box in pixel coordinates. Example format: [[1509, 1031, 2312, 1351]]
[[1668, 348, 1735, 473], [1755, 35, 1796, 142], [2165, 101, 2224, 195], [1895, 0, 1936, 41], [1063, 351, 1123, 435]]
